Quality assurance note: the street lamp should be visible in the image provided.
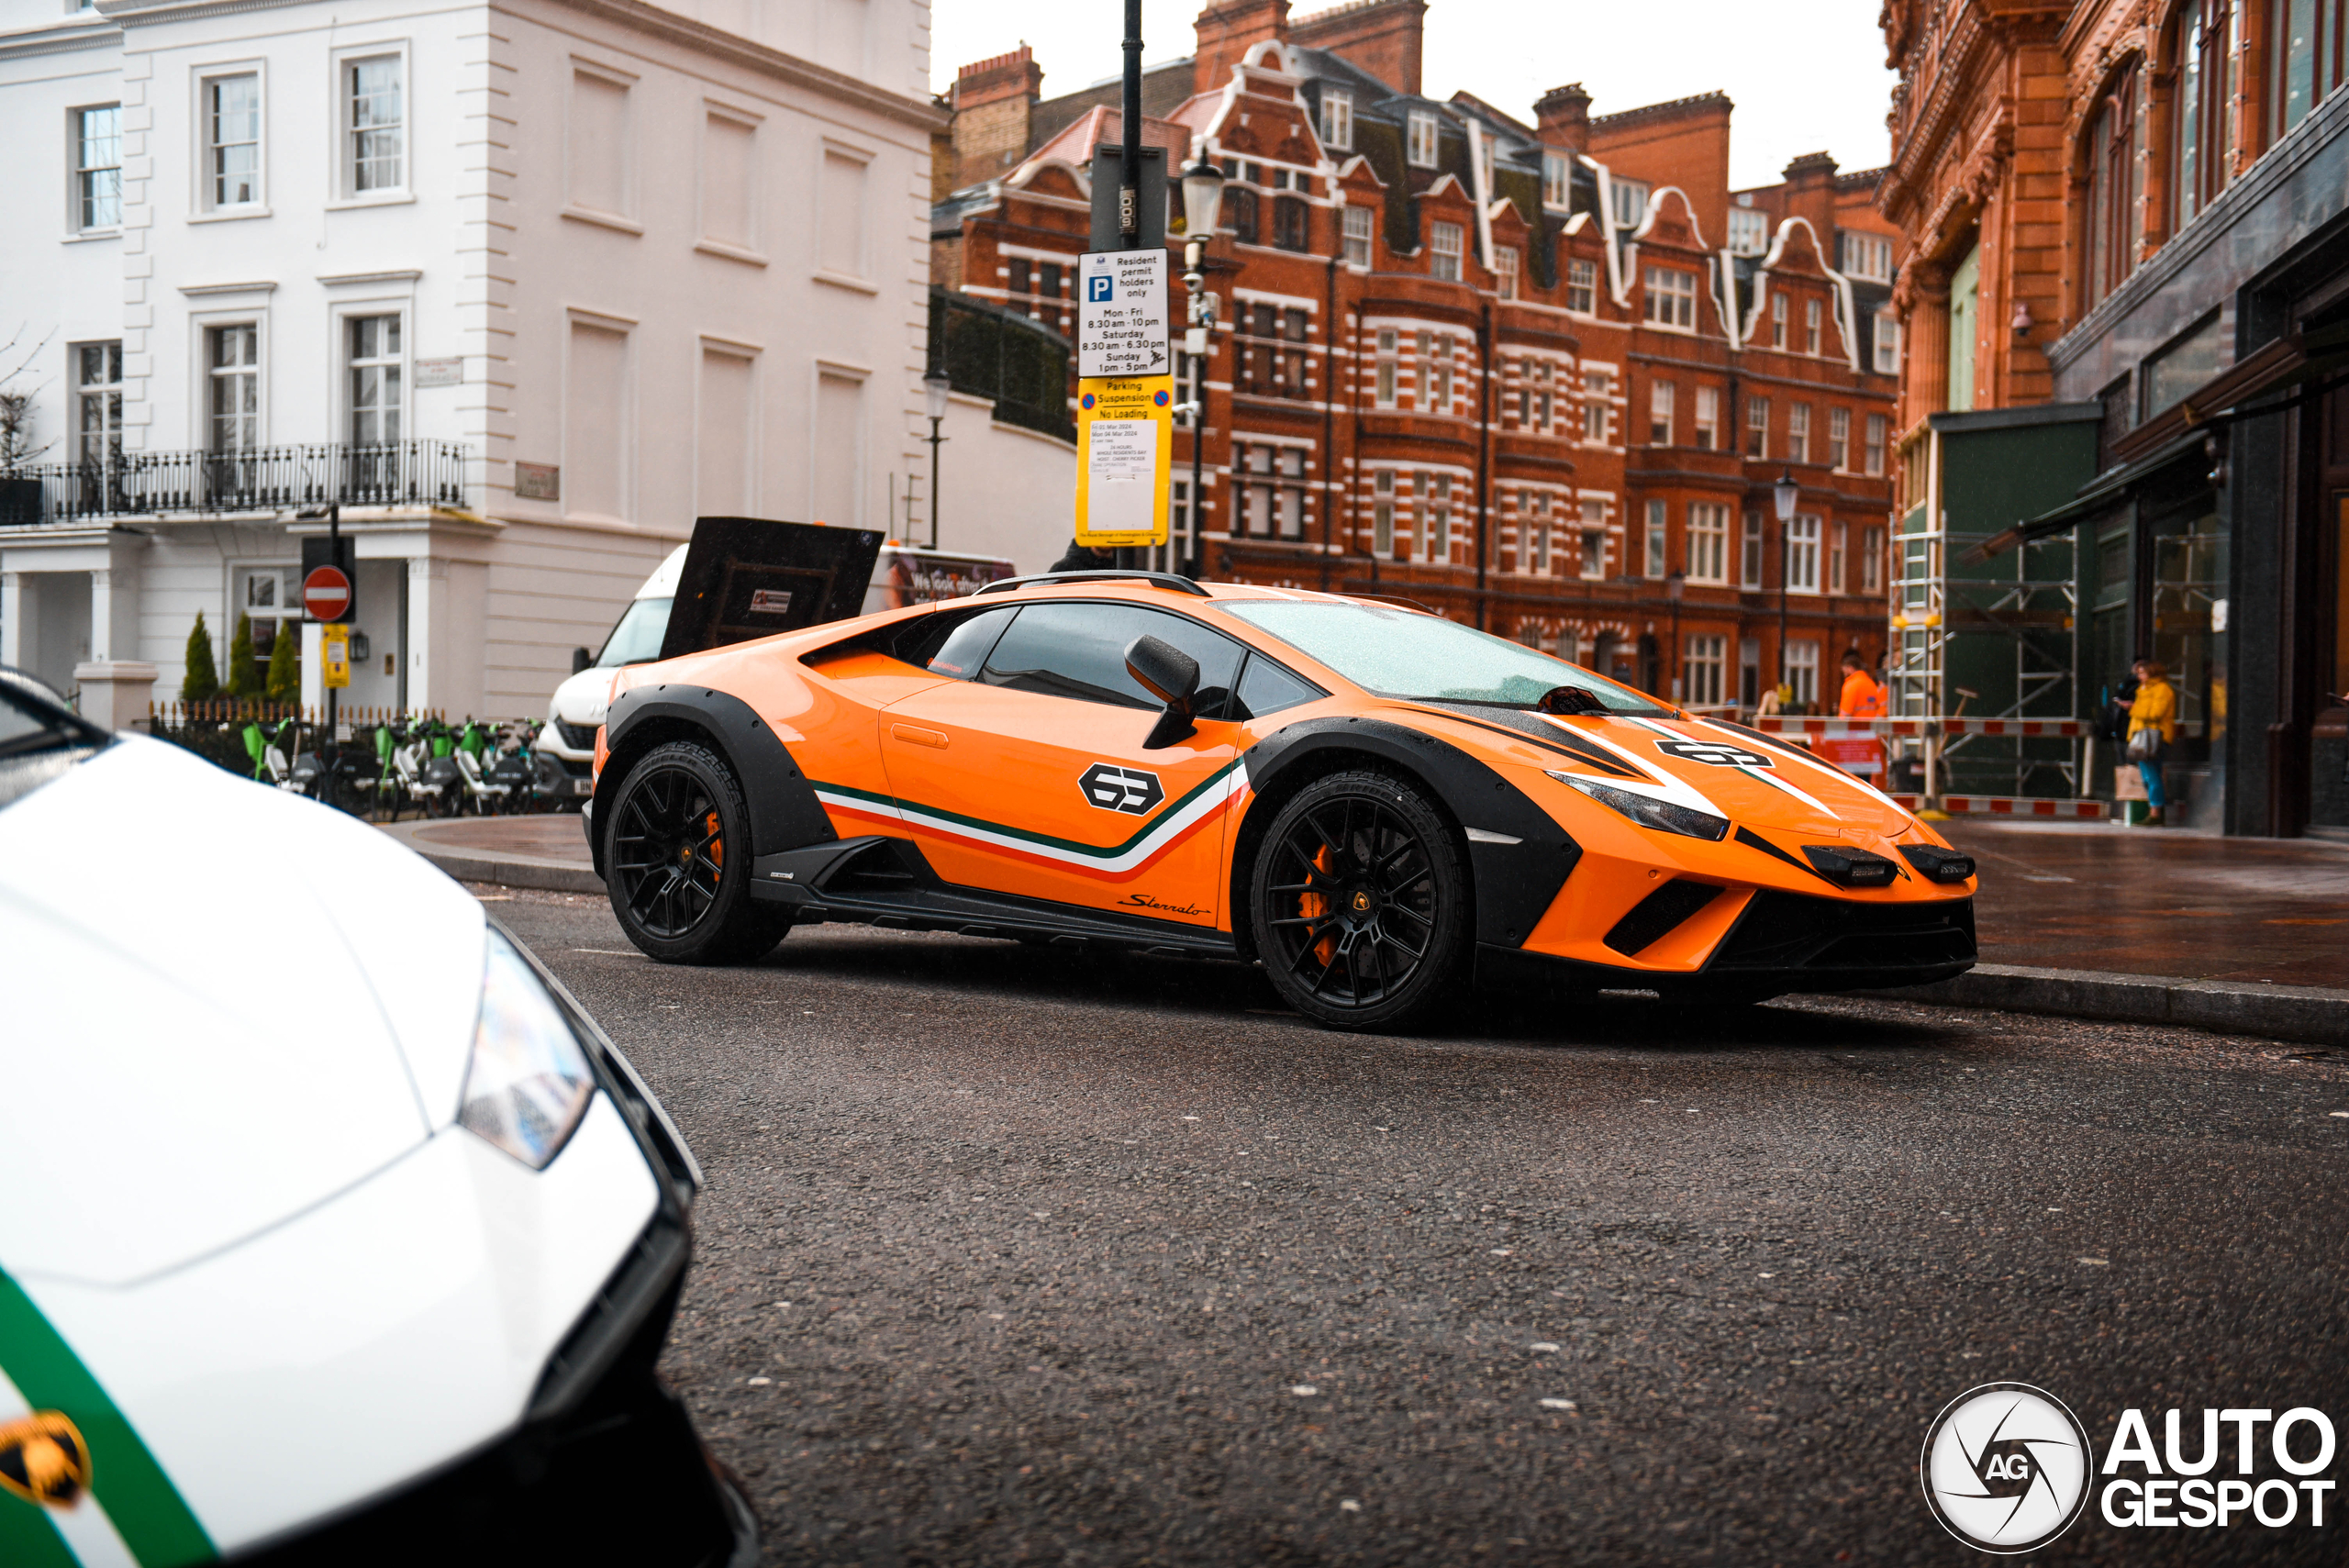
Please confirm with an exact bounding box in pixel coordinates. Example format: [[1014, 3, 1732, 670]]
[[921, 372, 952, 550], [1177, 155, 1226, 577], [1665, 571, 1687, 706], [1773, 466, 1798, 707]]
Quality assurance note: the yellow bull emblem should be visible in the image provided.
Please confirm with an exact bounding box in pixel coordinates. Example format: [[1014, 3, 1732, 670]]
[[0, 1410, 90, 1509]]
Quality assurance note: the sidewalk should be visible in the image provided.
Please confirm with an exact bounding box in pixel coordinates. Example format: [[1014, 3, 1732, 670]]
[[379, 811, 2349, 1044]]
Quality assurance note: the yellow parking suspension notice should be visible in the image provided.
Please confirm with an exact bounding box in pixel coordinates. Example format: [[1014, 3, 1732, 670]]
[[1074, 375, 1173, 548], [321, 625, 351, 689]]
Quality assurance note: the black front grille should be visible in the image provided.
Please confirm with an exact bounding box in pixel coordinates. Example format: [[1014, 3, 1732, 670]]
[[1605, 879, 1724, 956], [1710, 891, 1976, 973], [554, 719, 599, 751]]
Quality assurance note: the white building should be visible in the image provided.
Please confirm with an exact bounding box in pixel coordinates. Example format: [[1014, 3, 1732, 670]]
[[0, 0, 943, 721]]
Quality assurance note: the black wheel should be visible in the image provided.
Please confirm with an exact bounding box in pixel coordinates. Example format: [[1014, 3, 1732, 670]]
[[428, 784, 460, 818], [1250, 770, 1471, 1031], [605, 740, 790, 963]]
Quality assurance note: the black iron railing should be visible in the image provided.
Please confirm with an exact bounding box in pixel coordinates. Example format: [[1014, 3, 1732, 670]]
[[929, 288, 1076, 444], [1, 439, 471, 523]]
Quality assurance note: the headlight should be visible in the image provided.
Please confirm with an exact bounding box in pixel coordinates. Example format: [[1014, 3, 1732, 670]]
[[1547, 769, 1730, 841], [459, 927, 596, 1169]]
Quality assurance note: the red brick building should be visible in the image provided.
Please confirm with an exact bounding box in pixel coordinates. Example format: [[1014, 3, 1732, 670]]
[[933, 0, 1904, 710]]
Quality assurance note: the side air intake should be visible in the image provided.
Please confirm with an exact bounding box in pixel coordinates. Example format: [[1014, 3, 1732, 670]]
[[1603, 879, 1724, 956]]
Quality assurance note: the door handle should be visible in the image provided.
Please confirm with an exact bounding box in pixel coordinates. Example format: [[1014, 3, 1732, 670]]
[[890, 723, 949, 750]]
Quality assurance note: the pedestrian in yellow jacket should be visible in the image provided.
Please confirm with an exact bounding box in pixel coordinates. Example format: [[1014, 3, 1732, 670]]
[[2127, 659, 2178, 825]]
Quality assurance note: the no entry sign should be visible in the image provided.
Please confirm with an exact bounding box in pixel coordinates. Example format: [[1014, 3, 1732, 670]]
[[303, 564, 352, 622]]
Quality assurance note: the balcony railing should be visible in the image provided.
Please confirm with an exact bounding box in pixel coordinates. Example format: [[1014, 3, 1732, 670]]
[[0, 439, 471, 524]]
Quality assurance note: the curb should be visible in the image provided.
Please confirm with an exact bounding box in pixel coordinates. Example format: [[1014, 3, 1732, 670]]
[[1853, 963, 2349, 1047], [378, 821, 606, 895]]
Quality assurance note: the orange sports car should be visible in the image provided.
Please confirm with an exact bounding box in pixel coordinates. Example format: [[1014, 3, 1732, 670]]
[[587, 572, 1976, 1030]]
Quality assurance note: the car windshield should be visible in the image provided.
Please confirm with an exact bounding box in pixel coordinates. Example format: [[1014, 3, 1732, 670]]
[[0, 678, 107, 809], [596, 596, 674, 668], [1220, 600, 1669, 713]]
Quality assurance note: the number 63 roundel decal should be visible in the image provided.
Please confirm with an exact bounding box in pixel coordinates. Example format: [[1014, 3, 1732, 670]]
[[1654, 739, 1775, 769], [1079, 762, 1165, 815]]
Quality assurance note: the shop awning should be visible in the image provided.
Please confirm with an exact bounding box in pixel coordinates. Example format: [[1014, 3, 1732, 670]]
[[1966, 430, 2211, 562]]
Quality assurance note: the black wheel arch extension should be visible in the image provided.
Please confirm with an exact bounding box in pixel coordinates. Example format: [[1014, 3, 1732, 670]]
[[589, 684, 836, 878], [1231, 716, 1582, 961]]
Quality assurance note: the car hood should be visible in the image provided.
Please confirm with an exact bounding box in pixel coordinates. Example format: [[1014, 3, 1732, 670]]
[[1412, 704, 1914, 841], [551, 664, 620, 727], [0, 738, 487, 1286]]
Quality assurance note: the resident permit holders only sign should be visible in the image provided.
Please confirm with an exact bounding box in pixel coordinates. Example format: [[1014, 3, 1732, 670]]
[[1077, 251, 1171, 379], [1074, 376, 1174, 547]]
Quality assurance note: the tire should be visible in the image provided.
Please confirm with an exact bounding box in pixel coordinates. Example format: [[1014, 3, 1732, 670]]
[[604, 740, 790, 964], [1249, 769, 1472, 1031]]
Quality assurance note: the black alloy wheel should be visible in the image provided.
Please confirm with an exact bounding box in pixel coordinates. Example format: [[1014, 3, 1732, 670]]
[[1251, 770, 1470, 1030], [605, 740, 790, 963]]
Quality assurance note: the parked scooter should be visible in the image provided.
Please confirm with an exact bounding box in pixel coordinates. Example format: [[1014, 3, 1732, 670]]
[[240, 717, 300, 789]]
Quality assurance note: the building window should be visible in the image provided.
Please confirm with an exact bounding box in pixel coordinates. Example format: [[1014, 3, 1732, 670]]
[[1649, 379, 1674, 444], [1375, 328, 1397, 406], [207, 324, 260, 452], [1427, 473, 1451, 562], [819, 149, 868, 280], [2085, 65, 2143, 306], [1687, 502, 1729, 584], [2169, 0, 2238, 229], [344, 54, 403, 195], [1319, 89, 1353, 151], [348, 314, 402, 445], [1728, 206, 1769, 255], [1407, 110, 1439, 169], [236, 567, 296, 665], [1226, 187, 1258, 244], [1342, 205, 1373, 267], [1742, 512, 1764, 588], [1695, 385, 1720, 450], [1373, 469, 1396, 556], [1863, 525, 1885, 592], [1643, 267, 1696, 328], [1741, 637, 1763, 706], [1873, 308, 1901, 374], [1583, 370, 1610, 442], [1830, 406, 1852, 470], [1829, 520, 1848, 594], [1566, 257, 1598, 314], [1805, 297, 1822, 355], [1431, 220, 1464, 281], [1496, 246, 1519, 299], [1542, 150, 1570, 208], [205, 72, 262, 210], [1744, 396, 1769, 459], [1787, 514, 1821, 594], [1172, 478, 1191, 540], [1837, 230, 1893, 281], [1578, 499, 1608, 579], [1273, 195, 1309, 251], [569, 67, 631, 217], [72, 106, 121, 231], [74, 342, 121, 467], [1609, 176, 1648, 229], [1685, 634, 1726, 706], [1771, 293, 1788, 348], [2271, 0, 2345, 140], [1865, 412, 1887, 476], [1528, 491, 1552, 573], [1785, 639, 1820, 706], [1643, 499, 1666, 579], [1788, 403, 1811, 464]]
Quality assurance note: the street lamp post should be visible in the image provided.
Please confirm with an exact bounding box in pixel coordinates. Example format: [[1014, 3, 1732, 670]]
[[922, 372, 952, 550], [1773, 466, 1799, 706], [1178, 156, 1226, 580], [1665, 570, 1686, 706]]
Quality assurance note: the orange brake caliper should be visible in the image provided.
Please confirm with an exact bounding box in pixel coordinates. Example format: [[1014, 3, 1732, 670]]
[[1300, 846, 1336, 966], [706, 811, 723, 882]]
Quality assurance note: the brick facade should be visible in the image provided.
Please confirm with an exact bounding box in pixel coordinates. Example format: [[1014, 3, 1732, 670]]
[[935, 2, 1901, 709]]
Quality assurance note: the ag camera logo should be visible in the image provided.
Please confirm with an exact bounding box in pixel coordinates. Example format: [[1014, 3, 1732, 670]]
[[1920, 1384, 2094, 1553]]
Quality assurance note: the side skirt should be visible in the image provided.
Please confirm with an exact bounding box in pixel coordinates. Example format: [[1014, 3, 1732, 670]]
[[750, 836, 1239, 960]]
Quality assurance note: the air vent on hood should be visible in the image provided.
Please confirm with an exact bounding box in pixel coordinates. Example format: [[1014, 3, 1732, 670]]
[[1800, 845, 1899, 888]]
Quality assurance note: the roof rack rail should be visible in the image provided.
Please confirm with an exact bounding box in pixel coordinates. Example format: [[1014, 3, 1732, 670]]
[[973, 570, 1209, 597]]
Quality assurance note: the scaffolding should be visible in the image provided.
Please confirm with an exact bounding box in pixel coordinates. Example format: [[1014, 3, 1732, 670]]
[[1885, 405, 2103, 803]]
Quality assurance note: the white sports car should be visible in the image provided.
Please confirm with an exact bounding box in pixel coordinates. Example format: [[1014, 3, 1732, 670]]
[[0, 671, 753, 1567]]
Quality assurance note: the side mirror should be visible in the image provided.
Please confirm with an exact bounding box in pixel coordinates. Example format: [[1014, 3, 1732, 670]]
[[1125, 634, 1200, 750], [571, 647, 594, 674]]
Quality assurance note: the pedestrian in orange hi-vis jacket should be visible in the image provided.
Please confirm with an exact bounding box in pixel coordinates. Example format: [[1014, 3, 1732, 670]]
[[1838, 650, 1887, 718]]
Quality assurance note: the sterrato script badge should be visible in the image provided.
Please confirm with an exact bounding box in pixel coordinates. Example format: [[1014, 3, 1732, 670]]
[[0, 1410, 92, 1509]]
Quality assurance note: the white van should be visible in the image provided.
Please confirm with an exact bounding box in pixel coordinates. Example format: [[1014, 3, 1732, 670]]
[[535, 542, 1017, 801]]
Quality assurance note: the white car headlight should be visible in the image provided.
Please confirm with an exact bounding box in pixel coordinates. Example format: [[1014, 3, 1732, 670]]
[[459, 928, 596, 1169]]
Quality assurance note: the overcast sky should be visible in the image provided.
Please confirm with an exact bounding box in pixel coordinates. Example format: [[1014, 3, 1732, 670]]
[[929, 1, 1897, 191]]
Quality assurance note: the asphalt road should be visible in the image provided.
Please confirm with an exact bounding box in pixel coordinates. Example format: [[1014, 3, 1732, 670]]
[[492, 887, 2349, 1567]]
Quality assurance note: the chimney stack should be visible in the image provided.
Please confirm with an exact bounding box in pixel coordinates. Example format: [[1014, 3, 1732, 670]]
[[952, 46, 1045, 189], [1287, 0, 1426, 97], [1533, 82, 1591, 153], [1193, 0, 1290, 97], [1781, 150, 1838, 248]]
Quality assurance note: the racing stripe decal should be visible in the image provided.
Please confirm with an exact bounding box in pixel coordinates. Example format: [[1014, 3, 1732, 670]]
[[0, 1273, 214, 1567], [814, 761, 1248, 876]]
